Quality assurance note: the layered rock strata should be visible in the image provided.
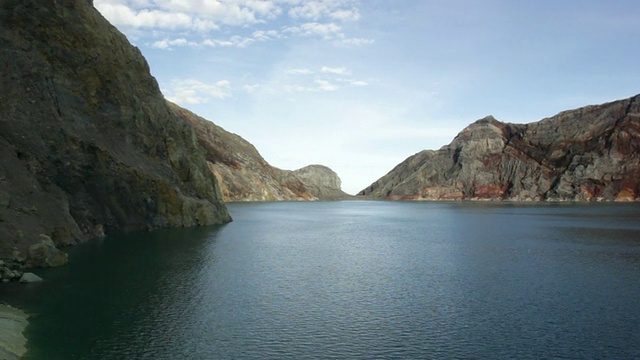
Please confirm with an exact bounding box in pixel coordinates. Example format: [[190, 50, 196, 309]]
[[0, 0, 230, 260], [359, 95, 640, 201]]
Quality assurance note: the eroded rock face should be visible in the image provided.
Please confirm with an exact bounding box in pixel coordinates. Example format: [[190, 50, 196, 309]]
[[170, 103, 352, 201], [359, 95, 640, 201], [0, 0, 230, 259]]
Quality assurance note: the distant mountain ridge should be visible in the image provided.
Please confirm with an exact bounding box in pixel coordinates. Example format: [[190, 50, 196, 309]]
[[359, 95, 640, 201], [170, 103, 351, 201]]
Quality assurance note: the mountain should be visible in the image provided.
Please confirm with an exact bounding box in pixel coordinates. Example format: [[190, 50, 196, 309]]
[[359, 95, 640, 201], [0, 0, 230, 261], [170, 103, 351, 201]]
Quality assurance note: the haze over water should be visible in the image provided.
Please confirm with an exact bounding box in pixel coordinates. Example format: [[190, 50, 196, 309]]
[[4, 201, 640, 359]]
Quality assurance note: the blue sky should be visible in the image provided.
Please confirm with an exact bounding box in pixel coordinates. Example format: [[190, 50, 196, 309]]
[[95, 0, 640, 194]]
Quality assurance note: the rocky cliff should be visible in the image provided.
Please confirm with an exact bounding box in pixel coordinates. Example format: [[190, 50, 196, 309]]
[[0, 0, 230, 261], [289, 165, 351, 200], [170, 103, 351, 201], [359, 95, 640, 201]]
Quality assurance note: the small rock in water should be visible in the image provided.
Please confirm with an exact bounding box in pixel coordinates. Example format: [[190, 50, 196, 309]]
[[19, 272, 43, 283]]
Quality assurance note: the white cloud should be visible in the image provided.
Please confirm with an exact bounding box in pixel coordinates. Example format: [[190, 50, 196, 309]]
[[96, 3, 194, 29], [95, 0, 372, 49], [285, 68, 314, 75], [349, 80, 368, 87], [164, 78, 231, 104], [287, 1, 359, 22], [288, 1, 331, 20], [243, 84, 260, 93], [329, 9, 360, 21], [95, 0, 276, 29], [203, 35, 255, 48], [315, 79, 338, 91], [338, 37, 375, 46], [252, 29, 281, 41], [283, 22, 341, 38], [151, 37, 198, 49], [321, 66, 349, 75]]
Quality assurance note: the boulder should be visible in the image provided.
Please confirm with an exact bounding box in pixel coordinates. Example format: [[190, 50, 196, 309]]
[[19, 272, 42, 283], [26, 235, 68, 268], [11, 249, 25, 264]]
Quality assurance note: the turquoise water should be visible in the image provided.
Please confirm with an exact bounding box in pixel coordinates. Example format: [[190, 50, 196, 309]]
[[2, 201, 640, 359]]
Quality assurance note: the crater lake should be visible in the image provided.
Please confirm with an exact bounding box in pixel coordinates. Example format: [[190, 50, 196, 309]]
[[3, 201, 640, 359]]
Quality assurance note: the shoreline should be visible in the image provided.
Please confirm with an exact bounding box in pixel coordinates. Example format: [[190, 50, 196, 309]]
[[0, 304, 28, 360]]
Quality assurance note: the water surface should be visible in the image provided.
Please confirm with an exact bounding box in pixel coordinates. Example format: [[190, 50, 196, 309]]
[[3, 201, 640, 359]]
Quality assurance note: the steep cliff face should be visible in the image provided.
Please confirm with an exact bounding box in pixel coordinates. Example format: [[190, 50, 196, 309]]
[[359, 95, 640, 201], [0, 0, 230, 259], [170, 103, 351, 201]]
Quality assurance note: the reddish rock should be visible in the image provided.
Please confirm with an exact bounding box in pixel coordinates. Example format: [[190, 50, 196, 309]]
[[359, 95, 640, 201]]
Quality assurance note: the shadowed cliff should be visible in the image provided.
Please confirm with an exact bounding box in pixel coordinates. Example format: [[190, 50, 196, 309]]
[[359, 95, 640, 201], [170, 103, 352, 201], [0, 0, 230, 260]]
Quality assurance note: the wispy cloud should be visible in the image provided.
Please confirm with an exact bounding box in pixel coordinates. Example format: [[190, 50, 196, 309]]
[[349, 80, 368, 87], [151, 37, 198, 49], [288, 1, 360, 22], [278, 66, 368, 93], [243, 84, 260, 93], [285, 68, 314, 75], [203, 35, 255, 48], [95, 0, 373, 49], [283, 22, 342, 39], [163, 78, 231, 104], [338, 37, 375, 46], [321, 66, 349, 75], [315, 79, 338, 91]]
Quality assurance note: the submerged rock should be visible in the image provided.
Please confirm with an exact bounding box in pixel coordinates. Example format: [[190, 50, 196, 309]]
[[19, 272, 43, 283]]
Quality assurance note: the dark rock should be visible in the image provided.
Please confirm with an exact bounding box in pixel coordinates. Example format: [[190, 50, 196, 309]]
[[0, 0, 230, 259], [11, 249, 25, 264], [26, 235, 67, 268], [359, 95, 640, 201]]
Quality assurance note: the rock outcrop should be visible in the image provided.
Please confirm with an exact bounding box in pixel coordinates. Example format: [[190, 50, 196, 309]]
[[170, 103, 352, 201], [359, 95, 640, 201], [289, 165, 351, 200], [0, 0, 230, 260]]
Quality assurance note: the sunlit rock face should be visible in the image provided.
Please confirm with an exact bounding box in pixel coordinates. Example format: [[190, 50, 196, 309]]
[[170, 104, 352, 202], [359, 95, 640, 201], [0, 0, 230, 259]]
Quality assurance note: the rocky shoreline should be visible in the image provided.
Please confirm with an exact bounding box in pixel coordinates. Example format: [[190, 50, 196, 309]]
[[0, 304, 28, 360], [1, 234, 68, 284]]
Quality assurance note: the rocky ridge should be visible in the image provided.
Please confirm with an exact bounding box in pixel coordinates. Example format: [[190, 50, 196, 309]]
[[0, 0, 230, 263], [359, 95, 640, 201], [170, 103, 351, 201]]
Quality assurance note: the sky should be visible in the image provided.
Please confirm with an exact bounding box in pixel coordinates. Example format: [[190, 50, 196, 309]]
[[94, 0, 640, 194]]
